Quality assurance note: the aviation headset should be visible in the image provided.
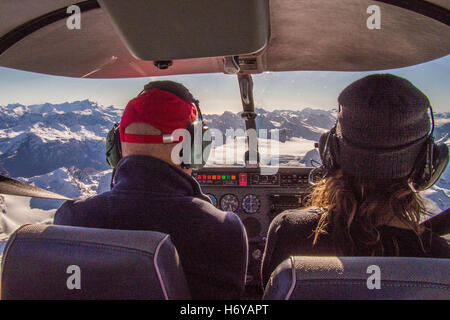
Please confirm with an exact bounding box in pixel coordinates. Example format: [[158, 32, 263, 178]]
[[317, 105, 449, 191], [105, 81, 211, 182]]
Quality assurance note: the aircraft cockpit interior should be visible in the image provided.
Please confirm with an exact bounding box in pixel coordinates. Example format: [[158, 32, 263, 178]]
[[0, 0, 449, 305]]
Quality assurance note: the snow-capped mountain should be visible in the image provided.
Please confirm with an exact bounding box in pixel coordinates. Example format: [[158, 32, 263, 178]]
[[203, 107, 336, 143], [0, 100, 121, 177], [434, 112, 450, 145], [0, 101, 449, 244]]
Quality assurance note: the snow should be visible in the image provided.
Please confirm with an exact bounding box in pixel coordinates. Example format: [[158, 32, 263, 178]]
[[0, 167, 113, 251], [0, 195, 55, 234], [0, 195, 55, 257], [270, 121, 281, 127]]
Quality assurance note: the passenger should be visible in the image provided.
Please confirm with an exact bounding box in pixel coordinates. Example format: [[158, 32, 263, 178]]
[[261, 74, 450, 286], [54, 81, 248, 300]]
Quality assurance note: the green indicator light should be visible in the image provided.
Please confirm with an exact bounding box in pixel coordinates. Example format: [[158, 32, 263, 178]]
[[222, 175, 226, 180]]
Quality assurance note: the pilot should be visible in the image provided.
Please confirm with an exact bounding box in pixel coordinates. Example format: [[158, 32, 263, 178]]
[[54, 81, 248, 300], [261, 74, 450, 287]]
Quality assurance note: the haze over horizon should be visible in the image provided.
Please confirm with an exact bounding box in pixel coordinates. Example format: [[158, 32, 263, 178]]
[[0, 55, 449, 114]]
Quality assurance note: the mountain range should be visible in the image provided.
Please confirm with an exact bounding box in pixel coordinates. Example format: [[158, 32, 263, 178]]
[[0, 100, 121, 177]]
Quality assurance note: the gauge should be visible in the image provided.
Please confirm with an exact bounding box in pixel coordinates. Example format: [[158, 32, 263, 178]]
[[220, 194, 239, 212], [242, 194, 260, 214], [206, 194, 217, 207]]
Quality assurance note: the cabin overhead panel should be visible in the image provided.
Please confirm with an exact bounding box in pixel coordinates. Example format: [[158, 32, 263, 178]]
[[0, 0, 448, 78], [98, 0, 270, 61], [267, 0, 450, 71]]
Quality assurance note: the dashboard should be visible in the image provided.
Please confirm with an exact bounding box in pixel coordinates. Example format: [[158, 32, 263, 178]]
[[193, 166, 319, 286]]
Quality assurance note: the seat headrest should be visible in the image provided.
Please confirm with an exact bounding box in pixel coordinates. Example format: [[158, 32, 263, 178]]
[[0, 224, 190, 300], [263, 256, 450, 300]]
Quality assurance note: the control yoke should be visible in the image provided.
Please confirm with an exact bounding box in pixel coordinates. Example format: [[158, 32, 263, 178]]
[[238, 74, 260, 167]]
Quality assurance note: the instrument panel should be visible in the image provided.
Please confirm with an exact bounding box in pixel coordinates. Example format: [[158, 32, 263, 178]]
[[193, 166, 319, 286]]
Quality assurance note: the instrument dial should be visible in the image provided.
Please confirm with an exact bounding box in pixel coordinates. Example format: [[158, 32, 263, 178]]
[[220, 194, 239, 212], [242, 194, 261, 214]]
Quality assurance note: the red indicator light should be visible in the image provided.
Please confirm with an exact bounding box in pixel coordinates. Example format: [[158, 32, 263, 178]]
[[207, 175, 211, 180], [202, 175, 207, 180], [239, 173, 247, 186]]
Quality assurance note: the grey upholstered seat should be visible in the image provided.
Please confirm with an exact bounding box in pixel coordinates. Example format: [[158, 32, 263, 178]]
[[263, 256, 450, 300], [0, 224, 190, 300]]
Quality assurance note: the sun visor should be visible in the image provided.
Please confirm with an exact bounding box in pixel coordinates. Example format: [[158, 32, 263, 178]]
[[98, 0, 270, 61]]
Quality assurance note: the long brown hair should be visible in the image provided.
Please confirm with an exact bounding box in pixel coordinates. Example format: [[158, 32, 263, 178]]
[[310, 169, 429, 256]]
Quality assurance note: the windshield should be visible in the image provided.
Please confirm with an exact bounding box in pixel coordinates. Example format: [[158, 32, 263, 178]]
[[0, 55, 449, 248]]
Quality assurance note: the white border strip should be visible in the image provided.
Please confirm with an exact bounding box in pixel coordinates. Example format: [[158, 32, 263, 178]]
[[154, 234, 170, 300]]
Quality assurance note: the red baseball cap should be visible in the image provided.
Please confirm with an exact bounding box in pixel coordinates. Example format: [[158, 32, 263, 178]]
[[120, 88, 197, 144]]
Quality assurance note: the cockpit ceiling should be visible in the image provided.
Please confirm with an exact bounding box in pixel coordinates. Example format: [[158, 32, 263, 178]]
[[0, 0, 449, 78]]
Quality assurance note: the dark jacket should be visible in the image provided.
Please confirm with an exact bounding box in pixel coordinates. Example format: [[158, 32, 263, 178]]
[[262, 207, 450, 287], [54, 155, 248, 300]]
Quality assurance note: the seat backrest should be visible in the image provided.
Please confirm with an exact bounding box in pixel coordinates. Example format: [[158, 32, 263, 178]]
[[263, 256, 450, 300], [0, 224, 190, 300]]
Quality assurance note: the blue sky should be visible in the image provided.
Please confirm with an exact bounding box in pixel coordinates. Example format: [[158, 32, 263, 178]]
[[0, 54, 448, 114]]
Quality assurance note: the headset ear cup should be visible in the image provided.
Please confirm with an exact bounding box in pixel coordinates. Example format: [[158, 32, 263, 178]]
[[318, 132, 330, 166], [432, 143, 450, 183], [318, 126, 339, 170], [410, 138, 429, 186], [181, 122, 194, 169], [329, 132, 339, 169], [201, 126, 212, 166], [105, 123, 122, 169], [186, 121, 211, 170], [411, 141, 449, 191], [178, 122, 210, 170]]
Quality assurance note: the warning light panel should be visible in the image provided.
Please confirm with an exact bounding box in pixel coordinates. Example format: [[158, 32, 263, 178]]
[[193, 173, 239, 186], [194, 172, 296, 187], [194, 171, 310, 187]]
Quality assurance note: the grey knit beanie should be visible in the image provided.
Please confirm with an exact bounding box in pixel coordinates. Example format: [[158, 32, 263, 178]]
[[336, 74, 431, 180]]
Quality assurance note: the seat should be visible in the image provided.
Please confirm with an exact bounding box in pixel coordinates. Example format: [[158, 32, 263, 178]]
[[0, 224, 190, 300], [263, 256, 450, 300]]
